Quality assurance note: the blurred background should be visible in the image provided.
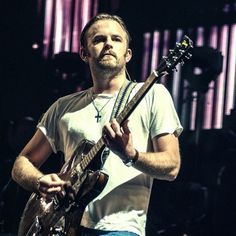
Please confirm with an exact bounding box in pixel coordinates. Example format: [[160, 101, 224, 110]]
[[0, 0, 236, 235]]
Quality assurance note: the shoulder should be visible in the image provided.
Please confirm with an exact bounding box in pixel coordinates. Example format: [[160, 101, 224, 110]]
[[45, 88, 91, 115], [57, 89, 90, 104], [53, 88, 91, 109], [134, 82, 171, 98]]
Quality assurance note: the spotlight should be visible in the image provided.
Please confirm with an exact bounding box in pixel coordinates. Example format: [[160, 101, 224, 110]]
[[184, 46, 223, 92]]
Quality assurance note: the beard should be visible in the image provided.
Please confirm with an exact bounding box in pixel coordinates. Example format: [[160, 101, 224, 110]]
[[95, 55, 125, 75]]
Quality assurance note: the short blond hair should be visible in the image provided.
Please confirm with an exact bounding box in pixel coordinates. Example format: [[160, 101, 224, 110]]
[[80, 13, 131, 48]]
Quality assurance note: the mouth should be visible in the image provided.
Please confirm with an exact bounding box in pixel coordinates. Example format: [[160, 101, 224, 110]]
[[100, 52, 116, 59]]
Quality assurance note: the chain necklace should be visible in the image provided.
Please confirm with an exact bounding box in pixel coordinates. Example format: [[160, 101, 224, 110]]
[[92, 94, 114, 122]]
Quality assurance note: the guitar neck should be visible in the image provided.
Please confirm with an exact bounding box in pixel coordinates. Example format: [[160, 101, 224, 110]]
[[79, 35, 193, 171]]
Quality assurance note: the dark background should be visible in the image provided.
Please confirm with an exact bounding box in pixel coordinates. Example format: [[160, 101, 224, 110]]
[[1, 0, 236, 235]]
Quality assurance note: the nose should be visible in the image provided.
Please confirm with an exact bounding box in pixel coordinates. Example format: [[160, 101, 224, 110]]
[[104, 37, 113, 49]]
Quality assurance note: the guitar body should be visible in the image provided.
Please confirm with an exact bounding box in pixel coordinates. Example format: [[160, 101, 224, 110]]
[[18, 139, 109, 236]]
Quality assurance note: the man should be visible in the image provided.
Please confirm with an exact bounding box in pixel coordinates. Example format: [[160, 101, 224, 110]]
[[12, 13, 182, 236]]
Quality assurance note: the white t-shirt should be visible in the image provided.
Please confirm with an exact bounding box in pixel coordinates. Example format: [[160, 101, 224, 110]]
[[38, 82, 183, 236]]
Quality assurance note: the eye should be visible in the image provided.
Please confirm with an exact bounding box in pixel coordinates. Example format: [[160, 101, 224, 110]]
[[93, 36, 105, 44], [113, 36, 122, 42]]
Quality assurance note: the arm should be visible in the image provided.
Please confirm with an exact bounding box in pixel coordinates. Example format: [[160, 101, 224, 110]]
[[11, 129, 65, 194], [131, 132, 181, 180], [103, 119, 181, 181]]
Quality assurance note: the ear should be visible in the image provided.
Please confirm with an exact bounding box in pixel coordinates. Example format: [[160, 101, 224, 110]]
[[125, 49, 132, 63], [80, 47, 89, 63]]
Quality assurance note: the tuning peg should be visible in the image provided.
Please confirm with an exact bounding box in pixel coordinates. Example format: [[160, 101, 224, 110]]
[[180, 60, 185, 66], [185, 53, 192, 60], [179, 49, 185, 54], [166, 61, 172, 68], [176, 42, 181, 48], [172, 56, 178, 62], [161, 56, 171, 68], [172, 67, 178, 72]]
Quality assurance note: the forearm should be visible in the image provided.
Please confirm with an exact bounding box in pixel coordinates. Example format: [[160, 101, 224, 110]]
[[132, 150, 180, 181], [11, 156, 43, 192]]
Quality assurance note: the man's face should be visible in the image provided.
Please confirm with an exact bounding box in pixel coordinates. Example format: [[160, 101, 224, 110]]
[[84, 19, 131, 71]]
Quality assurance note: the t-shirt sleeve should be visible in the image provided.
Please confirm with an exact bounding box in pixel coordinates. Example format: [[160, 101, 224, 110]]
[[37, 100, 60, 153], [149, 84, 183, 138]]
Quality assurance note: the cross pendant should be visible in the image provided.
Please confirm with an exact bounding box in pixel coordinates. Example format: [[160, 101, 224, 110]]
[[95, 112, 102, 122]]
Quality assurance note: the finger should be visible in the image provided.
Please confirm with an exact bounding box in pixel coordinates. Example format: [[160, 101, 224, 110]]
[[122, 119, 131, 134], [111, 120, 120, 133], [47, 186, 63, 193], [103, 124, 115, 138], [110, 119, 122, 136], [39, 174, 65, 188], [50, 173, 66, 184], [39, 185, 62, 194]]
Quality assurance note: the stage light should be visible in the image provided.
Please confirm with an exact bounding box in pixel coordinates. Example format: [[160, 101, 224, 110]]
[[184, 46, 223, 93]]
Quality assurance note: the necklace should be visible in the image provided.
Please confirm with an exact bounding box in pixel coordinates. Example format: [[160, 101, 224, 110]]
[[92, 94, 113, 122]]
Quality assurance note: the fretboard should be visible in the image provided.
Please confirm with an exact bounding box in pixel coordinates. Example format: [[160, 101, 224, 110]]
[[78, 34, 193, 172]]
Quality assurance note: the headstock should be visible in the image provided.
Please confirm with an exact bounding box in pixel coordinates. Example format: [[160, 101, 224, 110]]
[[157, 35, 193, 74]]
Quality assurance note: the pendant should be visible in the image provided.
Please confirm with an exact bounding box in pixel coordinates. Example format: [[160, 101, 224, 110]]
[[95, 112, 102, 122]]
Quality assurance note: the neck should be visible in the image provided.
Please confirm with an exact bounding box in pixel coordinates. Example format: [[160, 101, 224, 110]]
[[92, 70, 127, 94]]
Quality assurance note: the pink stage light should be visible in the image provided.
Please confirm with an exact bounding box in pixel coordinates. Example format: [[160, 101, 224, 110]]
[[214, 25, 229, 129], [225, 23, 236, 115], [141, 33, 151, 81], [151, 31, 160, 72]]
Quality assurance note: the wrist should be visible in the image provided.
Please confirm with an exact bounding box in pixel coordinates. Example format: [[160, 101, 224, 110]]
[[36, 175, 44, 192], [123, 149, 139, 167]]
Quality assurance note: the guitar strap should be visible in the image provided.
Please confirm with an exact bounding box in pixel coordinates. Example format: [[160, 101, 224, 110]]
[[109, 79, 137, 121], [101, 79, 137, 166]]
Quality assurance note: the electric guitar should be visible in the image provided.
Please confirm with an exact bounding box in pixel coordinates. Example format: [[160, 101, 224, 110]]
[[18, 35, 193, 236]]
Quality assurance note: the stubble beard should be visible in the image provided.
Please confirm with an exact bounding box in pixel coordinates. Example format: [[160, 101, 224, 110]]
[[96, 57, 124, 78]]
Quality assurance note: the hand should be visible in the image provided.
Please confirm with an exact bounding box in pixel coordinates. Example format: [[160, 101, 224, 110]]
[[37, 173, 75, 201], [102, 119, 136, 161]]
